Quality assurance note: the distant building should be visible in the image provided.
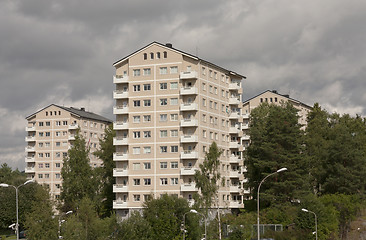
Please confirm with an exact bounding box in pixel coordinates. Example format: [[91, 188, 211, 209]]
[[112, 42, 246, 219], [25, 104, 112, 199]]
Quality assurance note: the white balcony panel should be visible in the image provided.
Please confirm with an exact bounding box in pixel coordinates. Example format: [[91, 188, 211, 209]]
[[241, 123, 249, 130], [113, 122, 129, 130], [242, 135, 250, 141], [180, 119, 198, 127], [25, 146, 35, 152], [113, 137, 128, 145], [229, 112, 240, 119], [180, 151, 198, 159], [113, 106, 129, 115], [25, 157, 35, 163], [25, 126, 36, 131], [180, 71, 198, 79], [229, 97, 240, 105], [242, 114, 250, 119], [113, 184, 128, 193], [229, 127, 240, 134], [229, 83, 241, 90], [25, 136, 36, 142], [229, 156, 240, 163], [229, 201, 244, 208], [68, 123, 79, 130], [113, 168, 128, 177], [113, 152, 128, 161], [113, 75, 129, 84], [180, 103, 198, 111], [180, 87, 198, 95], [180, 183, 197, 192], [180, 167, 197, 175], [180, 135, 198, 143], [229, 142, 240, 149], [229, 171, 240, 178], [25, 167, 35, 173], [243, 189, 251, 194], [68, 134, 75, 141], [230, 185, 240, 192], [113, 90, 129, 99], [113, 201, 128, 209]]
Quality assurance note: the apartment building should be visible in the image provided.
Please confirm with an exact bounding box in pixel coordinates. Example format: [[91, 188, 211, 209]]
[[112, 42, 246, 218], [25, 104, 112, 198], [241, 90, 313, 152]]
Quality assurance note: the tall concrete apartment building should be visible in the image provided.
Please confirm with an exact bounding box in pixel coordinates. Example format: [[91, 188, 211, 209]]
[[112, 42, 246, 218], [25, 104, 112, 198]]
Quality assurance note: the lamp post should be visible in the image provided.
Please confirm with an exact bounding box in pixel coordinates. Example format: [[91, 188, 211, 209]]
[[257, 168, 287, 240], [302, 208, 317, 240], [58, 210, 73, 239], [0, 179, 35, 240], [183, 209, 207, 240]]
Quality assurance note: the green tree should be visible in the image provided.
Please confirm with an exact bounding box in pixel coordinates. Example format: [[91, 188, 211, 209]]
[[61, 130, 96, 211], [24, 186, 58, 240], [93, 124, 115, 217], [115, 212, 152, 240]]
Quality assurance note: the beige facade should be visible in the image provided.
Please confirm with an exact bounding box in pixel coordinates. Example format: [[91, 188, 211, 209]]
[[25, 104, 111, 199], [113, 42, 246, 218]]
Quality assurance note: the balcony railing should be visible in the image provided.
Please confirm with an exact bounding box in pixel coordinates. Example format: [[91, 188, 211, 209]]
[[229, 185, 241, 192], [113, 106, 129, 114], [25, 126, 36, 131], [68, 134, 75, 141], [180, 119, 198, 127], [229, 127, 240, 134], [180, 151, 198, 159], [113, 75, 129, 84], [180, 167, 197, 175], [113, 152, 128, 161], [229, 155, 240, 163], [113, 168, 128, 177], [179, 71, 198, 79], [180, 87, 198, 95], [229, 141, 240, 149], [242, 135, 250, 141], [25, 157, 35, 163], [68, 123, 79, 130], [113, 137, 128, 145], [180, 183, 197, 191], [229, 97, 240, 105], [25, 146, 35, 152], [180, 103, 198, 111], [229, 112, 240, 119], [25, 167, 35, 173], [113, 184, 128, 192], [229, 171, 240, 178], [113, 90, 129, 99], [229, 83, 241, 90], [25, 136, 36, 142], [113, 200, 128, 209], [180, 135, 198, 143], [113, 121, 129, 130]]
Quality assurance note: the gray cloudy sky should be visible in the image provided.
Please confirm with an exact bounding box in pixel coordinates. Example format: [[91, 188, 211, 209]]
[[1, 0, 366, 170]]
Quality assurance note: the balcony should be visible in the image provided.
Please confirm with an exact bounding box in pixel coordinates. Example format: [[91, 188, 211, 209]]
[[180, 183, 197, 192], [180, 103, 198, 111], [25, 126, 36, 131], [229, 201, 244, 208], [113, 90, 129, 99], [113, 184, 128, 193], [229, 155, 240, 163], [113, 152, 128, 161], [180, 87, 198, 95], [180, 167, 198, 175], [229, 141, 240, 149], [180, 151, 198, 159], [68, 123, 79, 130], [113, 137, 128, 145], [241, 123, 249, 130], [229, 97, 240, 105], [242, 135, 250, 141], [180, 119, 198, 127], [242, 114, 250, 119], [179, 71, 198, 79], [25, 167, 35, 173], [113, 200, 128, 209], [113, 121, 129, 130], [25, 157, 35, 163], [180, 135, 198, 143], [229, 83, 241, 90], [68, 134, 75, 141], [25, 136, 36, 142], [229, 112, 240, 119], [113, 106, 129, 115], [25, 146, 35, 152], [113, 75, 129, 84], [113, 168, 128, 177], [229, 127, 240, 134], [230, 185, 241, 192], [229, 171, 240, 178]]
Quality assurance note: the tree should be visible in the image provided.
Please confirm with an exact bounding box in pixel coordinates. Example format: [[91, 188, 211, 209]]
[[115, 212, 152, 240], [24, 186, 58, 240], [93, 124, 115, 217], [61, 130, 96, 211]]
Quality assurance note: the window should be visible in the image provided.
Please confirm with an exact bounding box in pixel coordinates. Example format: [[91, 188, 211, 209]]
[[46, 122, 50, 126], [210, 132, 213, 139], [143, 131, 151, 138], [45, 174, 50, 179], [160, 130, 168, 138], [38, 174, 43, 179], [39, 122, 44, 126], [63, 121, 68, 125], [160, 178, 168, 185], [170, 130, 178, 137], [45, 153, 50, 158], [133, 85, 140, 92], [45, 163, 50, 168], [163, 51, 167, 58], [55, 131, 61, 136], [55, 184, 60, 189], [143, 53, 147, 60], [133, 147, 141, 155], [56, 121, 61, 126], [133, 69, 140, 76], [143, 147, 151, 154], [202, 83, 206, 91], [171, 162, 178, 168], [133, 116, 140, 123], [170, 114, 178, 121], [202, 98, 206, 106], [38, 153, 43, 158], [38, 163, 43, 168], [143, 84, 151, 91], [150, 52, 154, 59], [133, 194, 141, 202], [133, 163, 141, 170], [160, 83, 167, 90], [209, 85, 213, 93], [170, 98, 178, 105], [209, 70, 212, 77], [133, 131, 140, 139], [160, 146, 167, 153], [170, 66, 178, 74], [157, 52, 161, 59], [45, 132, 50, 137], [171, 146, 178, 153], [45, 142, 50, 147], [209, 101, 213, 108], [143, 115, 151, 122], [214, 87, 218, 94], [160, 162, 168, 169], [171, 178, 178, 185], [160, 98, 167, 106], [133, 179, 140, 186], [160, 67, 167, 74], [202, 67, 206, 75], [143, 68, 151, 76], [170, 82, 178, 89], [214, 72, 217, 79], [202, 114, 206, 122], [55, 163, 61, 168], [144, 178, 151, 185], [39, 132, 44, 137], [144, 162, 151, 170], [39, 143, 43, 147], [56, 152, 60, 158], [144, 99, 151, 107], [133, 100, 140, 107], [160, 114, 167, 122], [55, 173, 61, 179], [63, 152, 67, 157], [203, 130, 207, 138]]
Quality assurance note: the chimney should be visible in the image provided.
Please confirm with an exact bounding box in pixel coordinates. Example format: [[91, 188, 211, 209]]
[[165, 43, 172, 48], [80, 107, 85, 111], [272, 90, 278, 94]]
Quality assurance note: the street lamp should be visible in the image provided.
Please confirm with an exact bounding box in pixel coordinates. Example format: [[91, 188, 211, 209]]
[[0, 179, 35, 240], [58, 210, 73, 239], [257, 168, 287, 240], [302, 208, 318, 240], [183, 209, 207, 240]]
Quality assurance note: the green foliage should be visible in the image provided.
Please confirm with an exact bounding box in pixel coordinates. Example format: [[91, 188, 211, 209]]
[[115, 212, 152, 240], [93, 124, 116, 217], [24, 186, 58, 240]]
